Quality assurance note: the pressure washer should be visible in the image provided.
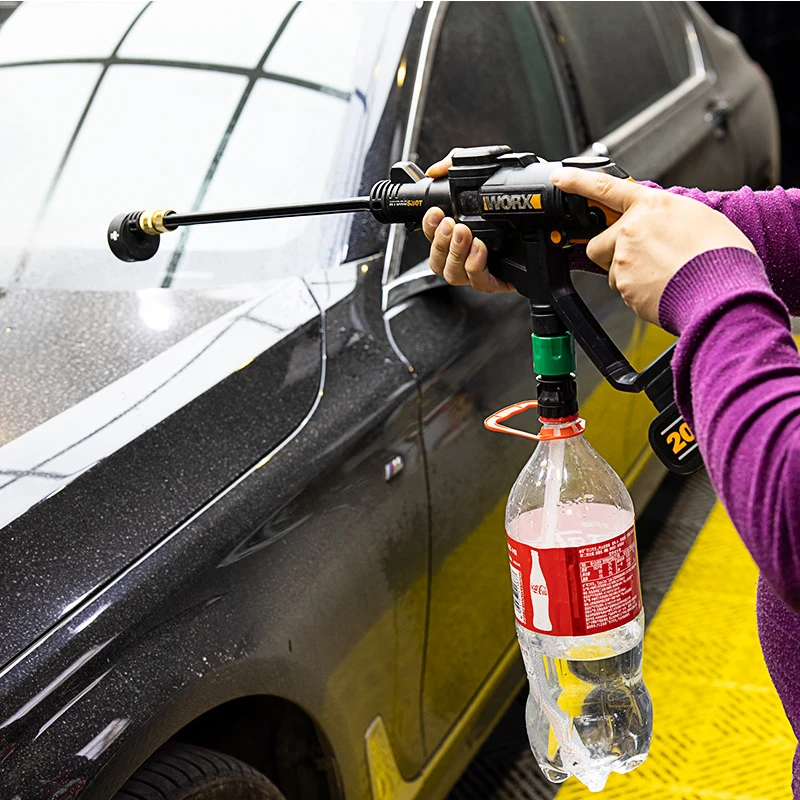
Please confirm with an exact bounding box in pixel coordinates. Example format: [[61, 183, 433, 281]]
[[106, 144, 702, 475]]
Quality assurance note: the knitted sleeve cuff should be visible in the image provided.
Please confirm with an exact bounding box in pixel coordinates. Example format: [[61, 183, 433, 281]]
[[658, 247, 773, 335]]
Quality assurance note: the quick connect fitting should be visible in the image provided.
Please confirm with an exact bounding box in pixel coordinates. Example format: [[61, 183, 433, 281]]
[[532, 332, 576, 376], [532, 332, 578, 419]]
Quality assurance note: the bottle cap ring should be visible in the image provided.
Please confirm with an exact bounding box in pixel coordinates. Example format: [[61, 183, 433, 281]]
[[484, 400, 585, 442]]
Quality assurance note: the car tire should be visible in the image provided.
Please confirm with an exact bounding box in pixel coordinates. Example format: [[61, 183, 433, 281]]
[[115, 742, 286, 800]]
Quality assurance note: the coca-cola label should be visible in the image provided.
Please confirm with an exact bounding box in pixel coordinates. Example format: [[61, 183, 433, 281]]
[[506, 525, 642, 636]]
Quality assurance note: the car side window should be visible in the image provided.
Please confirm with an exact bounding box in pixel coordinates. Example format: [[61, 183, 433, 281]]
[[547, 1, 684, 139], [650, 2, 693, 85], [0, 3, 391, 290], [399, 1, 570, 273]]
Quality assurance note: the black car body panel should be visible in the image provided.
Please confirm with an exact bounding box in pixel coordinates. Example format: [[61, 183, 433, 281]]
[[0, 253, 432, 795], [0, 281, 323, 669]]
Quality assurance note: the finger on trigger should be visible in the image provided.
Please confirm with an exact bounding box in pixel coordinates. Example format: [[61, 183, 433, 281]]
[[423, 207, 445, 242], [465, 239, 513, 293], [584, 225, 617, 272], [550, 167, 641, 214], [463, 238, 492, 291]]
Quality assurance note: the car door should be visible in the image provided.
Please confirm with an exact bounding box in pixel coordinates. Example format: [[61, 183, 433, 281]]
[[0, 3, 434, 794], [383, 0, 651, 754], [542, 1, 745, 189]]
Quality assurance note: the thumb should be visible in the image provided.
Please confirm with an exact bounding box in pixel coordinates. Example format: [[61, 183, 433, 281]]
[[426, 148, 457, 178]]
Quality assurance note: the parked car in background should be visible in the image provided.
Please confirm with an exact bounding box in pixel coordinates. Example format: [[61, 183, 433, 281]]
[[0, 2, 777, 798]]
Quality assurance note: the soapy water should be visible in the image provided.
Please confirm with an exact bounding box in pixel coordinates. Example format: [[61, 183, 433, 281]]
[[508, 502, 636, 549], [508, 504, 651, 791]]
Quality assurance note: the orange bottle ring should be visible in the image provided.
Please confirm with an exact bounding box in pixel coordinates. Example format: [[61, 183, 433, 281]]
[[484, 400, 585, 442]]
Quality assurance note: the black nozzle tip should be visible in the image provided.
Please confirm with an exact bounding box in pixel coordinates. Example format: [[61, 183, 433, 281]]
[[108, 212, 160, 262]]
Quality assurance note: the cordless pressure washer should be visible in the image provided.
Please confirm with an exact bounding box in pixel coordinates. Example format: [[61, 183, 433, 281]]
[[106, 144, 702, 475]]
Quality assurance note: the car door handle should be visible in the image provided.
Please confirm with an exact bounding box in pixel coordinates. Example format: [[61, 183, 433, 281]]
[[383, 262, 447, 310], [705, 98, 730, 139]]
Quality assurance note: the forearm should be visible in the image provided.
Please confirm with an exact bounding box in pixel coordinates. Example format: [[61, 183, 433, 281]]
[[660, 248, 800, 609]]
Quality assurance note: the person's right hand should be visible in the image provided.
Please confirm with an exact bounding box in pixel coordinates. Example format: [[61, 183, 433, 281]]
[[550, 167, 756, 326], [422, 151, 514, 293]]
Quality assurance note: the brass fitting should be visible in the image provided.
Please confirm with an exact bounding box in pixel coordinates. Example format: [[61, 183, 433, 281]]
[[139, 209, 175, 236]]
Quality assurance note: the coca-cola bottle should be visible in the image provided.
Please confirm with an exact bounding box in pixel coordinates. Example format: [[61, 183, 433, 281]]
[[488, 332, 652, 792], [507, 418, 652, 791]]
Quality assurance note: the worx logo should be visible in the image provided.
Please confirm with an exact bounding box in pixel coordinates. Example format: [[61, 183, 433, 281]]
[[482, 193, 542, 211]]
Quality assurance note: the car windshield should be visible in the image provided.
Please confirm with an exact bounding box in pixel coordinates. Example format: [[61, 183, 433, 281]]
[[0, 1, 393, 290]]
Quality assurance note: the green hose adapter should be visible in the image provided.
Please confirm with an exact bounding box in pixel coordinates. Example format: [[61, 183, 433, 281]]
[[532, 332, 578, 418], [532, 332, 576, 376]]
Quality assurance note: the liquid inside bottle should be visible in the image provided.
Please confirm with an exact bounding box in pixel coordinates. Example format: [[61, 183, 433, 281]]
[[505, 422, 652, 792]]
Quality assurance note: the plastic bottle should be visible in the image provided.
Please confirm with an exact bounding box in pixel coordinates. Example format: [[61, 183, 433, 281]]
[[505, 419, 652, 792]]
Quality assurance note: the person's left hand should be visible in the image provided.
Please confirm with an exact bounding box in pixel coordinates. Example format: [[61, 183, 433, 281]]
[[422, 151, 514, 293], [550, 167, 757, 325]]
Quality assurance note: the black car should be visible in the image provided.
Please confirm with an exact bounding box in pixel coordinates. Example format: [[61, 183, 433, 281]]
[[0, 2, 777, 798]]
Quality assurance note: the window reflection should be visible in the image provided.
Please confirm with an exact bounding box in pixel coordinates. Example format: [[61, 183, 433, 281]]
[[118, 1, 293, 69], [0, 1, 143, 63], [0, 1, 385, 291], [175, 81, 350, 288], [265, 2, 367, 93], [0, 64, 102, 279], [21, 65, 247, 290]]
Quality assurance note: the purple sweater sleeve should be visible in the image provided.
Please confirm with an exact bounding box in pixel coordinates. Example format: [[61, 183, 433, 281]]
[[645, 183, 800, 315], [659, 248, 800, 611]]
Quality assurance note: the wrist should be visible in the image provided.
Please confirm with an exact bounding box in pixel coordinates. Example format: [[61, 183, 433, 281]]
[[658, 247, 772, 335]]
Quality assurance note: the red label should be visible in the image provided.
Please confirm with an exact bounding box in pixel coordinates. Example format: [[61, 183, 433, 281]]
[[506, 525, 642, 636]]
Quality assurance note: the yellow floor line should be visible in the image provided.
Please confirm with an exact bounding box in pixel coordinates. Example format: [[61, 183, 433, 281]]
[[555, 502, 797, 799]]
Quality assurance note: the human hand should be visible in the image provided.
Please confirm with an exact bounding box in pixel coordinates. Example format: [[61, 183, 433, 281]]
[[550, 168, 757, 325], [421, 150, 514, 293]]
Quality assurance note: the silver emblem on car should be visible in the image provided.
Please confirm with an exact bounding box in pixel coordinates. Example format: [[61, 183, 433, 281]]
[[384, 455, 404, 481]]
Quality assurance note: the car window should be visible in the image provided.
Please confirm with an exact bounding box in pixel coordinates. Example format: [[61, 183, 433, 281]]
[[650, 2, 693, 85], [547, 2, 685, 139], [401, 1, 570, 273], [0, 2, 391, 290]]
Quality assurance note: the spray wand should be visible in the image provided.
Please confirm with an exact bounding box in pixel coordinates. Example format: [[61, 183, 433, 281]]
[[107, 144, 701, 476]]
